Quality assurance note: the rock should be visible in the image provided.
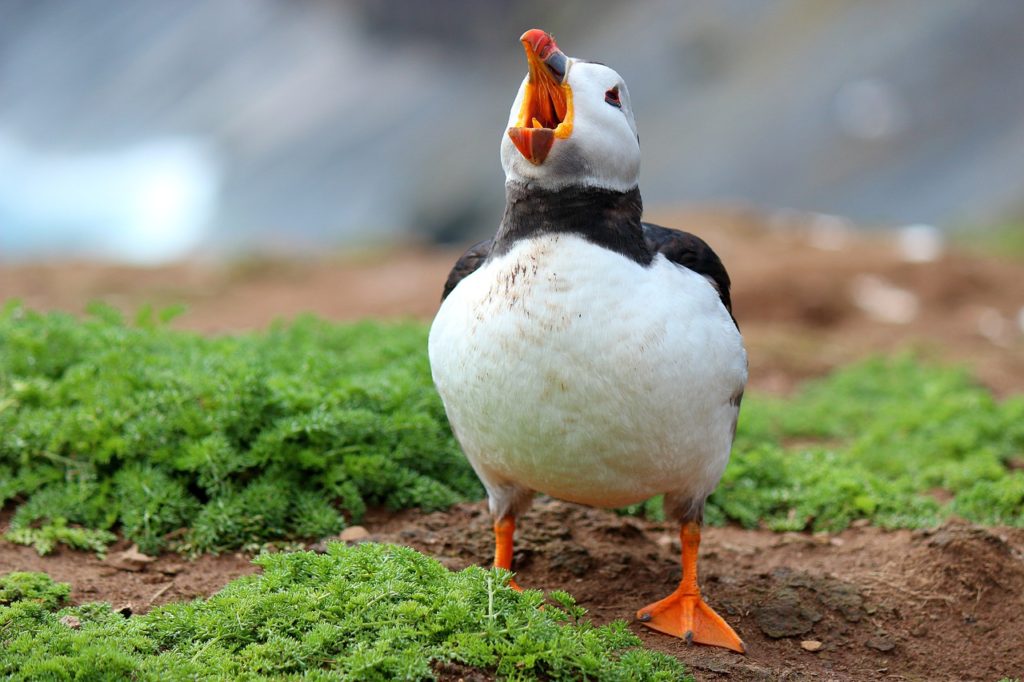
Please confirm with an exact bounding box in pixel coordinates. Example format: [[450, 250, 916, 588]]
[[776, 533, 815, 548], [801, 640, 823, 652], [340, 526, 371, 542], [311, 525, 373, 552], [754, 588, 822, 638], [59, 615, 81, 629], [865, 635, 896, 652], [689, 659, 734, 674], [108, 545, 156, 572], [820, 582, 864, 622]]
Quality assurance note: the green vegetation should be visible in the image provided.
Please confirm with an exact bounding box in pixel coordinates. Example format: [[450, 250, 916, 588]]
[[2, 304, 1021, 678], [0, 302, 479, 555], [0, 571, 70, 610], [707, 356, 1024, 531], [0, 543, 689, 681], [954, 222, 1024, 260], [2, 303, 1023, 556]]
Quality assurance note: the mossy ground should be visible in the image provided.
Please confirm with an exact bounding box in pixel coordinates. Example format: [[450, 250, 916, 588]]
[[3, 303, 1024, 679], [0, 544, 689, 681], [2, 303, 1022, 558], [0, 302, 480, 555], [707, 355, 1024, 530]]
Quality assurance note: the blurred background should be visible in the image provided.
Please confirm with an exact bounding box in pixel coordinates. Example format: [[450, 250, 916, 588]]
[[2, 0, 1024, 260], [0, 0, 1022, 390]]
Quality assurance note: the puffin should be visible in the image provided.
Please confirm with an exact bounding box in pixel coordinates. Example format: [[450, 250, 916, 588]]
[[428, 29, 747, 653]]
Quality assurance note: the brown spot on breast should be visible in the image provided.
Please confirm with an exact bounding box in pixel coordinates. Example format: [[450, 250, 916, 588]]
[[547, 270, 572, 293]]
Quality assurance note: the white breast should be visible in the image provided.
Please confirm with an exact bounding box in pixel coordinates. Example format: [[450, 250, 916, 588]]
[[428, 233, 746, 510]]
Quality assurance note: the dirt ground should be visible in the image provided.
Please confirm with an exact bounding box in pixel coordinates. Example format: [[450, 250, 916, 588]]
[[2, 211, 1023, 680], [2, 501, 1021, 681]]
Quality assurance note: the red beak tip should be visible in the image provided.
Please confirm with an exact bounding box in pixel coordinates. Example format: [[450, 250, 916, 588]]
[[520, 28, 557, 59]]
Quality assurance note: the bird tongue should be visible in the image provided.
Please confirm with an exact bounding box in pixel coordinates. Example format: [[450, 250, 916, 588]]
[[508, 29, 570, 165], [507, 127, 555, 165]]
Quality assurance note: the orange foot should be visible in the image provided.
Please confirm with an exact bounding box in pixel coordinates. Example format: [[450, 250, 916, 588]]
[[637, 521, 745, 653], [494, 515, 524, 592], [637, 587, 745, 652]]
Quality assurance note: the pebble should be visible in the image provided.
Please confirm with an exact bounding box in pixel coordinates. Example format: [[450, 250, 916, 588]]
[[754, 588, 822, 638], [340, 526, 371, 542], [865, 635, 896, 652], [108, 545, 156, 572], [801, 640, 823, 652], [59, 615, 81, 629]]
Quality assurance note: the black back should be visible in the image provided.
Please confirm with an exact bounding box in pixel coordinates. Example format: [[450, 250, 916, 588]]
[[439, 184, 735, 324]]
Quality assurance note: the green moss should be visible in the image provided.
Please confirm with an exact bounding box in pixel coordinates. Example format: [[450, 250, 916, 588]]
[[0, 303, 480, 555], [0, 571, 70, 610], [707, 356, 1024, 531], [2, 303, 1022, 555], [0, 544, 689, 681]]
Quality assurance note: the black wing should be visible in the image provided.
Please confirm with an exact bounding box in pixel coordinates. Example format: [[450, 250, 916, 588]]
[[642, 222, 735, 322], [441, 238, 492, 301]]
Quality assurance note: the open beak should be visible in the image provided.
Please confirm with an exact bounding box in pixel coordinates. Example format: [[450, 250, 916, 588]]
[[507, 29, 574, 165]]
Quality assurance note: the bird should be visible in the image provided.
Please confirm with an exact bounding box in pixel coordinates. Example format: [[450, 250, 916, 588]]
[[428, 29, 747, 653]]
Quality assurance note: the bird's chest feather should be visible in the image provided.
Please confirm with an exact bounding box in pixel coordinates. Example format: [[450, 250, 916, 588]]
[[429, 234, 746, 507]]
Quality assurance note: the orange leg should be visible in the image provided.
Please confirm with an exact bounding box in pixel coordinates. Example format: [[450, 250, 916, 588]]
[[493, 515, 523, 591], [636, 521, 745, 653]]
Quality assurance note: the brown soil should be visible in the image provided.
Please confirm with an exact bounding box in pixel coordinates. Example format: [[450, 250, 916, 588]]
[[3, 501, 1021, 681], [371, 500, 1024, 681], [2, 213, 1023, 679], [0, 532, 260, 615]]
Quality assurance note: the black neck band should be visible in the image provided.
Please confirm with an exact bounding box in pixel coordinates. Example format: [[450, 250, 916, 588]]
[[492, 182, 652, 265]]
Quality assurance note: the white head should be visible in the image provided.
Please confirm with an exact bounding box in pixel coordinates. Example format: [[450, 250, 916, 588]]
[[501, 29, 640, 193]]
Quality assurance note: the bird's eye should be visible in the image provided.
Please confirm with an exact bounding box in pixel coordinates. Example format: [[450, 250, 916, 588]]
[[605, 86, 621, 108]]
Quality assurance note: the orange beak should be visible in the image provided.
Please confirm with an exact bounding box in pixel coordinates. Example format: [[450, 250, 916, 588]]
[[507, 29, 574, 165]]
